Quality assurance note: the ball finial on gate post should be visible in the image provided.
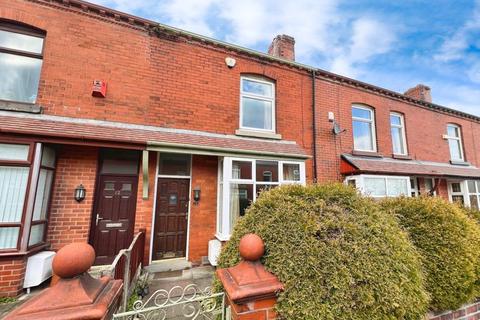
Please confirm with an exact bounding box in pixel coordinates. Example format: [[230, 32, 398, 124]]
[[239, 233, 265, 261], [52, 243, 95, 278]]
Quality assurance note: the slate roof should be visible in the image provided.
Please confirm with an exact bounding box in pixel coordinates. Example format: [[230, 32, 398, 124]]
[[341, 154, 480, 178], [0, 112, 308, 158]]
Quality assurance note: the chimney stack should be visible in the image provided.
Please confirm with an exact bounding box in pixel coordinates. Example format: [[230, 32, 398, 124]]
[[404, 84, 432, 103], [268, 35, 295, 61]]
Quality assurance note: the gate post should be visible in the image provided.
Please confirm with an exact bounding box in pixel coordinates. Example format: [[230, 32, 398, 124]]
[[5, 243, 123, 320], [216, 234, 284, 320]]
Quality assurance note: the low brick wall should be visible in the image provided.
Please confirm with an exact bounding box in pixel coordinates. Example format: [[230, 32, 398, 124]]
[[429, 301, 480, 320], [0, 257, 27, 297]]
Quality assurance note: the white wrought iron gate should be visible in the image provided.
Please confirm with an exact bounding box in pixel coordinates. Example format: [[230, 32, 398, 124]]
[[113, 284, 228, 320]]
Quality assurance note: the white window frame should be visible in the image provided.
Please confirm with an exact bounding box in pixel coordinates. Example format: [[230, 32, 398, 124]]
[[447, 180, 468, 205], [448, 179, 480, 209], [445, 124, 465, 162], [216, 157, 305, 240], [352, 105, 377, 152], [410, 177, 419, 197], [467, 180, 480, 210], [239, 76, 276, 133], [345, 174, 411, 198], [423, 177, 437, 196], [390, 112, 408, 155]]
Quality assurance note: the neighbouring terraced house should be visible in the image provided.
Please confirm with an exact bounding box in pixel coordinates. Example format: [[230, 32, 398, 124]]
[[0, 0, 479, 297]]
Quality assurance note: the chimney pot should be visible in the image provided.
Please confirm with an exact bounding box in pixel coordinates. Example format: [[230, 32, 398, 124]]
[[404, 84, 432, 103], [268, 34, 295, 61]]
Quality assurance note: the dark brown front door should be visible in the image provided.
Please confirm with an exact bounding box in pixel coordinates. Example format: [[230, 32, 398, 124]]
[[152, 178, 189, 260], [91, 175, 138, 265]]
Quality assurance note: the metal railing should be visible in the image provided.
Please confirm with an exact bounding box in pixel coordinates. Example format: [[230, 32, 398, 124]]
[[106, 229, 146, 312], [113, 284, 227, 320]]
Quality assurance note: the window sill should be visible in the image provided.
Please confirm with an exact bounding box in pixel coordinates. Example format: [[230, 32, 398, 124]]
[[392, 154, 412, 160], [0, 99, 42, 114], [351, 150, 382, 158], [235, 129, 282, 140], [0, 243, 49, 259], [450, 160, 470, 166]]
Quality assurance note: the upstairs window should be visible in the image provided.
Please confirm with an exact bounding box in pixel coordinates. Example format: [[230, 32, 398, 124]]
[[390, 113, 407, 155], [0, 20, 45, 104], [445, 124, 464, 162], [240, 77, 275, 132], [352, 105, 376, 152]]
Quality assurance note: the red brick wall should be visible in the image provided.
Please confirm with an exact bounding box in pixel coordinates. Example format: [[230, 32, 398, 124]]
[[2, 0, 480, 186], [0, 0, 314, 182], [428, 301, 480, 320], [315, 80, 480, 170], [0, 257, 26, 297], [133, 152, 157, 266], [188, 155, 218, 264], [47, 146, 98, 249]]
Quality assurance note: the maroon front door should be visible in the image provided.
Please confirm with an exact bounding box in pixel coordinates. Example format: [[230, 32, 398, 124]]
[[91, 175, 138, 265], [152, 178, 189, 260]]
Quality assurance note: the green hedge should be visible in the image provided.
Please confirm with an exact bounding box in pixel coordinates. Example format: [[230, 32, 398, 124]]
[[217, 183, 429, 320], [381, 196, 480, 311]]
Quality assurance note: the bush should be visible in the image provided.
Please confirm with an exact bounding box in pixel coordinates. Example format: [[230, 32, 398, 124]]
[[217, 183, 429, 320], [463, 205, 480, 224], [381, 196, 480, 311]]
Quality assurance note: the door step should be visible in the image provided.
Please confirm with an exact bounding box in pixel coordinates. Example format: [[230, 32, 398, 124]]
[[145, 258, 192, 273]]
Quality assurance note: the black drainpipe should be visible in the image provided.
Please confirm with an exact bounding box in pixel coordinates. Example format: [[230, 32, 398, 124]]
[[311, 69, 318, 183]]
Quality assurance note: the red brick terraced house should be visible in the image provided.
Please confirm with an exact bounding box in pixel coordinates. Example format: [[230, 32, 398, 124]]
[[0, 0, 479, 297]]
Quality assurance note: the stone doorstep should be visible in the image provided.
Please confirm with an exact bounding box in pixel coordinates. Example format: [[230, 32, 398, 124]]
[[144, 266, 215, 300], [145, 258, 193, 273]]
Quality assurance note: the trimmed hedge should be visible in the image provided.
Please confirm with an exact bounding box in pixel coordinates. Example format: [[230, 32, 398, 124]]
[[217, 183, 429, 320], [381, 196, 480, 312]]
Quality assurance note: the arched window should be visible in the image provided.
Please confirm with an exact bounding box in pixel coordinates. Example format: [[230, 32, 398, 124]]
[[0, 20, 45, 104], [352, 104, 376, 152]]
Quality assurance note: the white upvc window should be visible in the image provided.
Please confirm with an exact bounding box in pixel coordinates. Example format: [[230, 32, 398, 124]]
[[467, 180, 480, 210], [240, 77, 275, 132], [448, 180, 467, 205], [411, 177, 437, 197], [390, 112, 408, 155], [345, 174, 410, 199], [352, 105, 376, 152], [445, 124, 464, 162], [410, 178, 419, 197], [216, 157, 305, 240], [423, 177, 437, 196], [448, 180, 480, 209]]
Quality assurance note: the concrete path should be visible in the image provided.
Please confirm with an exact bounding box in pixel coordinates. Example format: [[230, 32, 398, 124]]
[[126, 266, 219, 320]]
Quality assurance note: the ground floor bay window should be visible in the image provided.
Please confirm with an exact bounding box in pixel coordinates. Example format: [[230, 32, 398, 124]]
[[345, 175, 411, 199], [0, 142, 56, 252], [448, 180, 480, 209], [216, 157, 305, 240]]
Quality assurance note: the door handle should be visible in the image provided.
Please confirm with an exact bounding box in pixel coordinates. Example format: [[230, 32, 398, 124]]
[[96, 214, 103, 226]]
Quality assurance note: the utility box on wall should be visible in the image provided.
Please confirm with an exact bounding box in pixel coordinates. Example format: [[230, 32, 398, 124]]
[[92, 80, 107, 97]]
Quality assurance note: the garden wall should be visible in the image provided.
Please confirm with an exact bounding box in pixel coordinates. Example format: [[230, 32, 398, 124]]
[[429, 301, 480, 320]]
